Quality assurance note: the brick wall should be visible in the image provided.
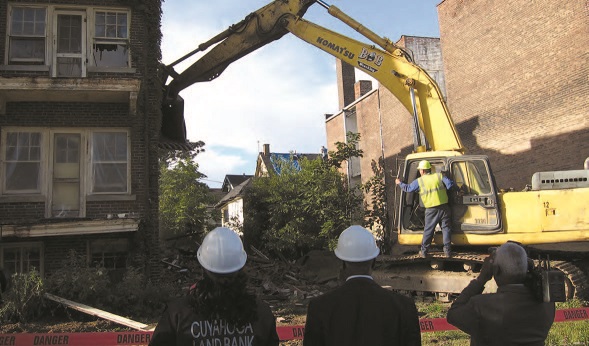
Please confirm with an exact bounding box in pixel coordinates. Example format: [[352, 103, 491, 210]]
[[0, 0, 163, 279], [438, 0, 589, 189], [325, 113, 346, 153], [336, 59, 356, 109]]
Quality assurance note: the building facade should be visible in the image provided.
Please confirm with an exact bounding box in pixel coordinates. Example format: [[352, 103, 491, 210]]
[[0, 0, 166, 279], [437, 0, 589, 189]]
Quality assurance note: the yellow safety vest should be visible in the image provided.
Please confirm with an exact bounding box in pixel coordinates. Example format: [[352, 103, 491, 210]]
[[417, 173, 448, 208]]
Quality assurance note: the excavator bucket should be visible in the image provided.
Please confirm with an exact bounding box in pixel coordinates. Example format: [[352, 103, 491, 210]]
[[160, 95, 187, 144]]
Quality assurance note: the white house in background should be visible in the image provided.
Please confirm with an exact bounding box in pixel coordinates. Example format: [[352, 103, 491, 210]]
[[216, 144, 321, 230], [215, 178, 251, 230]]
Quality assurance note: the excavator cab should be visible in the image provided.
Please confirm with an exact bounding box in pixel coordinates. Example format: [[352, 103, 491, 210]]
[[398, 155, 502, 236], [447, 155, 502, 233]]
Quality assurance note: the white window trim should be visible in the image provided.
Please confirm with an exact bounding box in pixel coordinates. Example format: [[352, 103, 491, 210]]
[[52, 9, 87, 78], [1, 127, 132, 212], [0, 127, 48, 196], [89, 8, 131, 69], [4, 5, 132, 71], [88, 128, 131, 196], [46, 129, 87, 218], [6, 5, 49, 65]]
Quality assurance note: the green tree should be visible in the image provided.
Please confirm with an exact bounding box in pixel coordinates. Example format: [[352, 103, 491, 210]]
[[326, 131, 363, 168], [243, 137, 364, 259], [159, 144, 217, 240], [362, 157, 390, 252]]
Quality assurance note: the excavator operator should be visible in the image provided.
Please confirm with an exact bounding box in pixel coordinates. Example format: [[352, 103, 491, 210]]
[[396, 160, 454, 258]]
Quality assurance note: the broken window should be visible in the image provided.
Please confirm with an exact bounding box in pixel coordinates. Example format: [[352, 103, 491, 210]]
[[8, 6, 47, 65], [91, 132, 129, 193], [93, 11, 129, 68], [4, 132, 42, 193]]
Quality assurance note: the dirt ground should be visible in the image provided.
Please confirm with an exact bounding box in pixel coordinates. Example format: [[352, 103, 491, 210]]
[[0, 250, 338, 342], [0, 250, 447, 346]]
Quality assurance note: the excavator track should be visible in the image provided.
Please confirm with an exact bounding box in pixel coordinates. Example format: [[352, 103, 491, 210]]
[[373, 251, 589, 302], [552, 261, 589, 301], [378, 251, 489, 265]]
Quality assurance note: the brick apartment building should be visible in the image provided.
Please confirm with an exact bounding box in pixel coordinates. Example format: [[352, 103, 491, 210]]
[[0, 0, 180, 279], [437, 0, 589, 189]]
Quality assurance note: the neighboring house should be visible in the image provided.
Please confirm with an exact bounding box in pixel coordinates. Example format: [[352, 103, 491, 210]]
[[0, 0, 187, 279], [216, 178, 251, 229], [216, 144, 320, 229], [221, 174, 253, 193], [255, 143, 321, 177]]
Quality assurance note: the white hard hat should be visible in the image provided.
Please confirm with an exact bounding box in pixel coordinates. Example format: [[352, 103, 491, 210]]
[[197, 227, 247, 274], [334, 225, 380, 262]]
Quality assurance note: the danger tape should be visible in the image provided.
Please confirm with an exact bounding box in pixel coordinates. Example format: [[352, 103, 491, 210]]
[[1, 308, 587, 345]]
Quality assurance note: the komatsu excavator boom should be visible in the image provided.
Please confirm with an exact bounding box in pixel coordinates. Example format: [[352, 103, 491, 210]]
[[161, 0, 463, 153]]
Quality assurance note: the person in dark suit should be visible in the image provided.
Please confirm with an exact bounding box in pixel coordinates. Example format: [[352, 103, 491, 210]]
[[447, 242, 555, 345], [303, 225, 421, 346]]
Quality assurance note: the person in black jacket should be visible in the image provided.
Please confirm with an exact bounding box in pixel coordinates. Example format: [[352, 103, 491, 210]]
[[303, 225, 421, 346], [447, 242, 555, 345], [150, 227, 279, 346]]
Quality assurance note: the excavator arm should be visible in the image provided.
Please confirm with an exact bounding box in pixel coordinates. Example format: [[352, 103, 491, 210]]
[[162, 0, 463, 153]]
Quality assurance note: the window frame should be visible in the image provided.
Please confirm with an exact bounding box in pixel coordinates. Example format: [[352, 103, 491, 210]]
[[1, 128, 47, 195], [89, 130, 131, 195], [90, 238, 129, 270], [0, 242, 45, 277], [4, 5, 132, 71], [89, 8, 131, 69], [52, 9, 87, 78], [1, 127, 131, 202], [7, 5, 48, 65], [47, 129, 87, 218]]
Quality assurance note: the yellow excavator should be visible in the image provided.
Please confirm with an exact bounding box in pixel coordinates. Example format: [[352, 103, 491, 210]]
[[160, 0, 589, 299]]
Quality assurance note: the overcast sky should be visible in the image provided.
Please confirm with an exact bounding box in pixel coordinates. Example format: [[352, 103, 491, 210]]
[[161, 0, 441, 188]]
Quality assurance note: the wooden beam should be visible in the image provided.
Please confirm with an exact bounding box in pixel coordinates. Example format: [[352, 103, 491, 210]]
[[44, 293, 155, 331]]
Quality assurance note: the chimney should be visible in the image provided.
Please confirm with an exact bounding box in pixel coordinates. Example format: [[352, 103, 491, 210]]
[[263, 143, 270, 156], [354, 80, 373, 99], [336, 59, 355, 109]]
